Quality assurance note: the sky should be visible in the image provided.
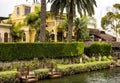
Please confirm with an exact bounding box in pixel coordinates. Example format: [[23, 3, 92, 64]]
[[0, 0, 120, 34]]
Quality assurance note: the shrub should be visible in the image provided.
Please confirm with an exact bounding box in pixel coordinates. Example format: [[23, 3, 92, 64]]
[[0, 69, 49, 82], [84, 42, 112, 57], [108, 56, 113, 60], [90, 57, 96, 62], [0, 71, 17, 83], [100, 43, 112, 56], [57, 61, 112, 76], [0, 42, 84, 61], [101, 56, 110, 61], [34, 69, 49, 79]]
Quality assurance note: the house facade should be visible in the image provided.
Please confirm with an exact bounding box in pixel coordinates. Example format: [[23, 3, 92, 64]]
[[10, 4, 67, 42], [10, 4, 36, 42], [9, 4, 117, 43], [0, 23, 12, 42], [89, 28, 116, 42]]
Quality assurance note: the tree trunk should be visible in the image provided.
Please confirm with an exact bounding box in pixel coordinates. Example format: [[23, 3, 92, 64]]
[[76, 29, 80, 41], [42, 59, 45, 68], [29, 29, 32, 42], [67, 2, 73, 42], [40, 0, 46, 42], [79, 57, 82, 63], [69, 57, 72, 64], [115, 27, 118, 42]]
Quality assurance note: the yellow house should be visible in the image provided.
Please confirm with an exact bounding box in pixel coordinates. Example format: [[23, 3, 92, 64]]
[[10, 4, 66, 42], [46, 12, 67, 42]]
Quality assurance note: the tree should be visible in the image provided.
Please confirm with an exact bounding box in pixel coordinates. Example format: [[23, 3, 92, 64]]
[[39, 0, 46, 42], [10, 23, 24, 42], [74, 15, 96, 41], [26, 0, 46, 42], [57, 18, 68, 41], [50, 0, 97, 42], [58, 18, 68, 31], [101, 4, 120, 41], [24, 5, 41, 42]]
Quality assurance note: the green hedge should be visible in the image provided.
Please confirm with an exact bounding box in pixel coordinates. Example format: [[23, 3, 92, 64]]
[[84, 42, 112, 57], [0, 69, 49, 83], [0, 71, 17, 83], [0, 42, 84, 61], [0, 61, 112, 83], [34, 69, 49, 80], [57, 61, 112, 76]]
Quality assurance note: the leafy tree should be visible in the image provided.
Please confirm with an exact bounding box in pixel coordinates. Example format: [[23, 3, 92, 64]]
[[74, 15, 96, 41], [6, 17, 24, 42], [24, 5, 41, 42], [101, 4, 120, 41], [57, 18, 68, 31], [10, 23, 24, 42], [50, 0, 97, 42], [26, 0, 46, 42], [56, 18, 68, 41]]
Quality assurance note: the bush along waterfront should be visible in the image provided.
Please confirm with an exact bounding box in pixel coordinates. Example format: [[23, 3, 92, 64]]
[[57, 61, 112, 76], [0, 42, 117, 83], [0, 59, 114, 83]]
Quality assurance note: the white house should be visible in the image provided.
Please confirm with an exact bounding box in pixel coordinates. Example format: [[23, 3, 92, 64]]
[[0, 24, 12, 42]]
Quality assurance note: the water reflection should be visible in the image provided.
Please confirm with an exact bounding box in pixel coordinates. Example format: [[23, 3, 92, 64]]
[[36, 68, 120, 83]]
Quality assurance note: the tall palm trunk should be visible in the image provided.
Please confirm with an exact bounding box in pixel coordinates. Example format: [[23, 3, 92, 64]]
[[67, 2, 73, 42], [76, 29, 80, 41], [40, 0, 46, 42]]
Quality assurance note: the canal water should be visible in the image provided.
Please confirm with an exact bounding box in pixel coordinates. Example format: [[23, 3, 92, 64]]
[[36, 68, 120, 83]]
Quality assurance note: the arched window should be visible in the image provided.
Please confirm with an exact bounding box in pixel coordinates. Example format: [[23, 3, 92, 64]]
[[17, 7, 20, 15], [23, 33, 26, 42], [24, 6, 31, 15], [4, 32, 8, 42]]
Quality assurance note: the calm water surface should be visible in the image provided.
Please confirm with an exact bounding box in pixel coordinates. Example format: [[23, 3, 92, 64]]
[[35, 68, 120, 83]]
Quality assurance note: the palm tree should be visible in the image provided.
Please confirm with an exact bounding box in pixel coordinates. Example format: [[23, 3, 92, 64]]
[[24, 6, 40, 42], [74, 15, 96, 41], [39, 0, 46, 42], [50, 0, 97, 42], [26, 0, 46, 42]]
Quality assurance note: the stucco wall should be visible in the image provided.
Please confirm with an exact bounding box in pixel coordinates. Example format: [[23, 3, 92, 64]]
[[0, 24, 12, 42]]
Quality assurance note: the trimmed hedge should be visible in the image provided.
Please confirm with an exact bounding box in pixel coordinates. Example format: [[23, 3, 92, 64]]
[[0, 71, 17, 83], [0, 42, 84, 61], [84, 42, 112, 57], [57, 61, 112, 76], [34, 69, 49, 80], [0, 69, 49, 83]]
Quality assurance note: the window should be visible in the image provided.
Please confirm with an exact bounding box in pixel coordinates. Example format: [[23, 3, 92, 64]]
[[24, 6, 31, 15], [23, 33, 26, 42], [4, 32, 8, 42], [17, 7, 20, 15]]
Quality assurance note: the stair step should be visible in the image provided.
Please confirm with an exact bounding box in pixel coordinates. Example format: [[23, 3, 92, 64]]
[[27, 78, 38, 82], [49, 74, 62, 79]]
